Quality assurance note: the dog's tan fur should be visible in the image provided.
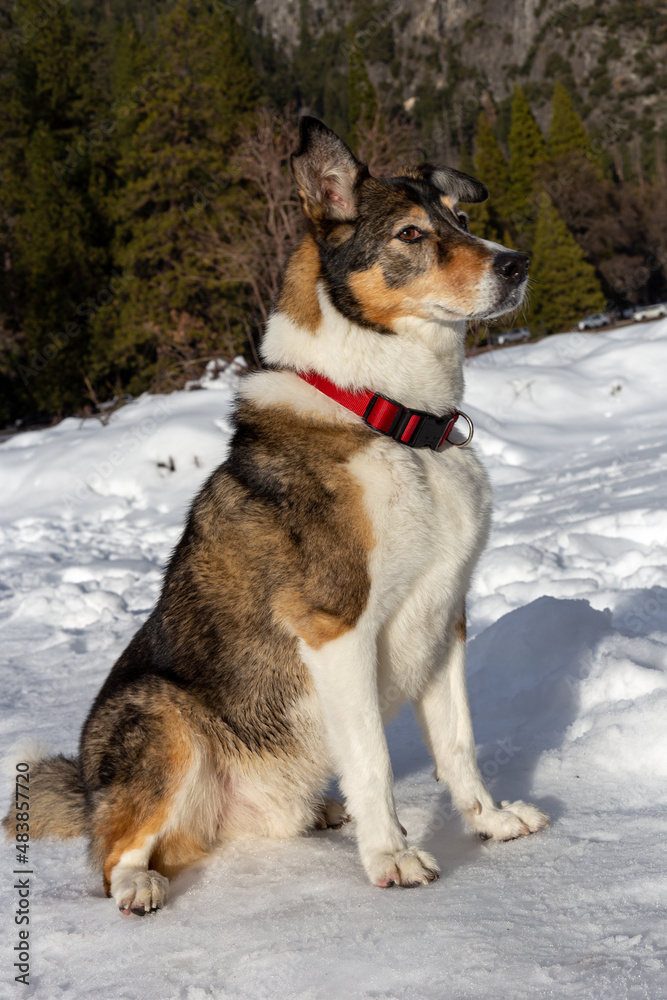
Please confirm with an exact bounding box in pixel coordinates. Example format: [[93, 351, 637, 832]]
[[277, 234, 323, 332]]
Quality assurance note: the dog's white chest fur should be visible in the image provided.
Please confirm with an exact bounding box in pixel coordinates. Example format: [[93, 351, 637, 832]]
[[348, 437, 492, 708]]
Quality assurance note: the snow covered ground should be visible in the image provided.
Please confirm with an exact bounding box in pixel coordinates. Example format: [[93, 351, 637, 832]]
[[1, 324, 666, 1000]]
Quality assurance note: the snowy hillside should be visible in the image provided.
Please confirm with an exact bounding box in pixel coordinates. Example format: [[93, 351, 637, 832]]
[[1, 324, 666, 1000]]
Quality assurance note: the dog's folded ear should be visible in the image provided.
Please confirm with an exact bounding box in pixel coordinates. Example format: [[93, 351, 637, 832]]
[[400, 163, 488, 205], [292, 117, 367, 222]]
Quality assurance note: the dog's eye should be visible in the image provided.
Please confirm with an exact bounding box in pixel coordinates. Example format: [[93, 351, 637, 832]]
[[397, 227, 423, 243], [457, 214, 469, 232]]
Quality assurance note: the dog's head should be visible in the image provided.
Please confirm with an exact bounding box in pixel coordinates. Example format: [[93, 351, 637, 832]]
[[291, 117, 527, 331]]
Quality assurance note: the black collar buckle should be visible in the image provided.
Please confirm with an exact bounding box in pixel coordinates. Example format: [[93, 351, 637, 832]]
[[362, 394, 474, 451]]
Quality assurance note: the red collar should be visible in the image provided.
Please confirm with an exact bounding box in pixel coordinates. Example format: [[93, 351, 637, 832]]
[[298, 371, 473, 451]]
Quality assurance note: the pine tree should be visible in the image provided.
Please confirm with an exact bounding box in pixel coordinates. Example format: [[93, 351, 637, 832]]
[[548, 82, 593, 161], [507, 86, 548, 232], [548, 81, 604, 182], [474, 113, 510, 206], [348, 31, 378, 148], [0, 0, 112, 415], [467, 112, 510, 241], [109, 17, 155, 130], [91, 0, 260, 396], [527, 194, 606, 335]]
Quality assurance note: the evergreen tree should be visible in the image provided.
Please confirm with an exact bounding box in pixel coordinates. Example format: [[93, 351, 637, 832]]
[[467, 112, 510, 241], [474, 113, 510, 206], [348, 31, 378, 148], [91, 0, 259, 396], [110, 17, 155, 117], [548, 81, 606, 183], [0, 0, 112, 416], [507, 86, 548, 232], [527, 194, 606, 335], [548, 82, 594, 162]]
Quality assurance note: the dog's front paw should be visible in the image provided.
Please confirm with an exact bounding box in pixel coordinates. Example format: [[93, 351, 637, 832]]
[[467, 799, 549, 841], [367, 847, 440, 888], [113, 870, 168, 916]]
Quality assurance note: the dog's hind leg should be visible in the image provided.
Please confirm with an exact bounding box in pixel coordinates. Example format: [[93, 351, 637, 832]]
[[84, 693, 217, 915], [105, 824, 169, 916], [103, 820, 210, 916], [93, 753, 214, 916], [415, 606, 549, 841]]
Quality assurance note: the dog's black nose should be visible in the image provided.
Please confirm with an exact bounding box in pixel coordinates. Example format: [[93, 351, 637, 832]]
[[493, 252, 529, 284]]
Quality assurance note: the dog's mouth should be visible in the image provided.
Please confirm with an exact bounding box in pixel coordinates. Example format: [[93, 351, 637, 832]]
[[426, 278, 528, 325], [472, 280, 528, 322]]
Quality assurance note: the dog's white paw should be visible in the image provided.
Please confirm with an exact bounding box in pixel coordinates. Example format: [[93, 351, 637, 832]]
[[367, 846, 440, 888], [467, 799, 549, 841], [314, 797, 351, 830], [113, 870, 168, 916]]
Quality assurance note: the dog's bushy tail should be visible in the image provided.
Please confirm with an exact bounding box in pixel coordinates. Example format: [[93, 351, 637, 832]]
[[3, 753, 89, 839]]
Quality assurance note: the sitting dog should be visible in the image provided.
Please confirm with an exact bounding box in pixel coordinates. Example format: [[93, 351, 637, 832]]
[[4, 117, 548, 914]]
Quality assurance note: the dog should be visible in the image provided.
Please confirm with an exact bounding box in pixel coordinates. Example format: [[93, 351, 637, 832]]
[[3, 117, 548, 915]]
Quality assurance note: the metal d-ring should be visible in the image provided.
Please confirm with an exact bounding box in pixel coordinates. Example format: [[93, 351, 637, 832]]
[[451, 410, 474, 447]]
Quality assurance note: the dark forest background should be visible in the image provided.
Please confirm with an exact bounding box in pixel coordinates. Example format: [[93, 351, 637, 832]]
[[1, 0, 666, 425]]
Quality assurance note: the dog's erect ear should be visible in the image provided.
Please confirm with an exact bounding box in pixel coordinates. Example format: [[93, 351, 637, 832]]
[[399, 163, 488, 205], [291, 117, 366, 222], [429, 166, 488, 205]]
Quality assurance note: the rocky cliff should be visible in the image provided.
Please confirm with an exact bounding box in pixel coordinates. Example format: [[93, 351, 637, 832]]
[[247, 0, 667, 181]]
